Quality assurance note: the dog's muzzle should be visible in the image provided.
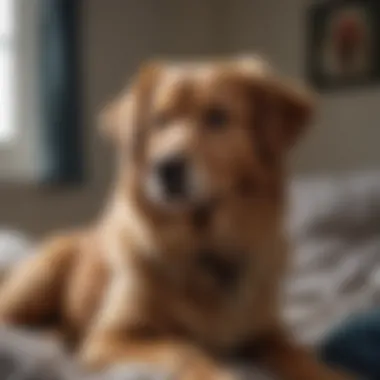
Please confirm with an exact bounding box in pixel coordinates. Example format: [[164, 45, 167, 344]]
[[145, 154, 208, 208], [155, 155, 188, 200]]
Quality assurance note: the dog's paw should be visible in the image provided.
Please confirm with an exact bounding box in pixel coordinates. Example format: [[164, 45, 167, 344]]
[[101, 364, 174, 380]]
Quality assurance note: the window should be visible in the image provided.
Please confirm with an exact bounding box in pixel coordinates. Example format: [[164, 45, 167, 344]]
[[0, 0, 15, 142], [0, 0, 41, 181]]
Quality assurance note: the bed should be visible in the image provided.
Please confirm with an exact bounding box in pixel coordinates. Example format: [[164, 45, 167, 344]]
[[1, 172, 380, 379]]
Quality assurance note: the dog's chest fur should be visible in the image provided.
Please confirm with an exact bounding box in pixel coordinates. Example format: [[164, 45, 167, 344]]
[[99, 236, 283, 352], [67, 198, 286, 352]]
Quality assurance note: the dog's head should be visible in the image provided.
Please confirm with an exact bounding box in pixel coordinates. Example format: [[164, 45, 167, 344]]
[[101, 56, 314, 215]]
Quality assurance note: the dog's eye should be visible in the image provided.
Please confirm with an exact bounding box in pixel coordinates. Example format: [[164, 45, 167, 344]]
[[203, 106, 229, 131]]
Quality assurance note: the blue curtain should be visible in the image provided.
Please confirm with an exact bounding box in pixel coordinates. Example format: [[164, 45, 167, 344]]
[[40, 0, 83, 184]]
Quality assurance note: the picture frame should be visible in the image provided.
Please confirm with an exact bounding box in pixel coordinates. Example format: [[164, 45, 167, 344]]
[[306, 0, 380, 91]]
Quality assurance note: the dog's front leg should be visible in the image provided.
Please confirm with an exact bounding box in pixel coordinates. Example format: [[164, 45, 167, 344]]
[[79, 331, 235, 380], [242, 328, 355, 380], [0, 234, 76, 326], [79, 271, 235, 380]]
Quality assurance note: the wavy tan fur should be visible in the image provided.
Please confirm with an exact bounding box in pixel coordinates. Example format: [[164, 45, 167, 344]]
[[0, 56, 352, 380]]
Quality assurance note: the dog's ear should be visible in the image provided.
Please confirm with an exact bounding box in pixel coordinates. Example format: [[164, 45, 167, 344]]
[[98, 92, 130, 142], [236, 56, 315, 162], [98, 62, 161, 145], [262, 76, 315, 151]]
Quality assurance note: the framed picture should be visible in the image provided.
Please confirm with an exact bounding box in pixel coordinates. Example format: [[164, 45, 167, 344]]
[[307, 0, 380, 90]]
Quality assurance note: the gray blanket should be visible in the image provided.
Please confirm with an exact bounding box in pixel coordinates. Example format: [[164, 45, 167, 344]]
[[2, 172, 380, 379]]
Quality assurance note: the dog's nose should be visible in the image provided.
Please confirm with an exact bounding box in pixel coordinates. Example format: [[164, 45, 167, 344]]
[[156, 156, 188, 198]]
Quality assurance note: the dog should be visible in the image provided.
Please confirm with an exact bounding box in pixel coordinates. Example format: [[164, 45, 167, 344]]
[[0, 55, 353, 380]]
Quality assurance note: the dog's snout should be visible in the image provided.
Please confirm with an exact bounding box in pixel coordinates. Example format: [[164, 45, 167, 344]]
[[156, 156, 188, 198]]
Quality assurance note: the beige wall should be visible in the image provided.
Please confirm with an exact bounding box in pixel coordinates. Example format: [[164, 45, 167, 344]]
[[227, 0, 380, 174], [3, 0, 379, 237], [0, 0, 226, 237]]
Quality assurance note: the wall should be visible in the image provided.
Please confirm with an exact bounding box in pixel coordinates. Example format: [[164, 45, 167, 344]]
[[4, 0, 378, 237], [0, 0, 226, 237], [227, 0, 380, 174]]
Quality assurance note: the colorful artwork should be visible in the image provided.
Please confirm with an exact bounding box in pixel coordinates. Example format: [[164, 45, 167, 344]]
[[307, 0, 380, 90]]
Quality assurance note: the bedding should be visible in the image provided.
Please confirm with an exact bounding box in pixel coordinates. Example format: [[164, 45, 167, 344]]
[[1, 172, 380, 379]]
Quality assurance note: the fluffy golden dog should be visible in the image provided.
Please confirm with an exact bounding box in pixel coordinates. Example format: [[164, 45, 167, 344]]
[[0, 56, 353, 380]]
